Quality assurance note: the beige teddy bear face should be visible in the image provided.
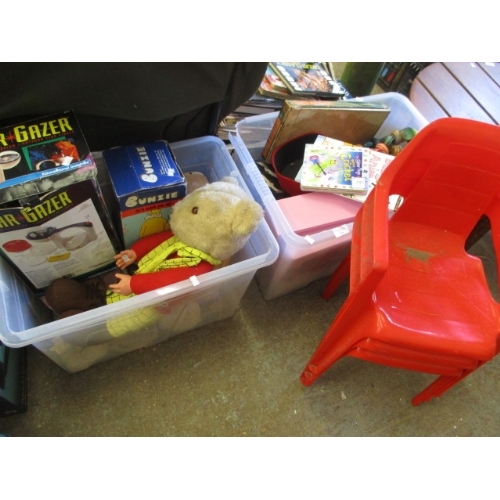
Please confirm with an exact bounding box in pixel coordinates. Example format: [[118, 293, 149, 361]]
[[169, 178, 263, 261]]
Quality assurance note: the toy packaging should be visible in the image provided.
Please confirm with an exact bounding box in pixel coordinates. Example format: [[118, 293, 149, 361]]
[[102, 141, 187, 248], [0, 178, 122, 295], [0, 110, 97, 204]]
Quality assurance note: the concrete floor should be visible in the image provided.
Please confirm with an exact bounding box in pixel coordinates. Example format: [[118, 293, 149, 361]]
[[1, 231, 500, 437]]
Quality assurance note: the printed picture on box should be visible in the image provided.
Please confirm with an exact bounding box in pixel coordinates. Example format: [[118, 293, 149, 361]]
[[0, 111, 92, 183], [23, 137, 81, 172], [0, 111, 98, 205], [0, 200, 117, 291], [139, 208, 170, 238]]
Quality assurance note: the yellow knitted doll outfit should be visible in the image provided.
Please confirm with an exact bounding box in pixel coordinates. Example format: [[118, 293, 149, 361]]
[[105, 235, 221, 338]]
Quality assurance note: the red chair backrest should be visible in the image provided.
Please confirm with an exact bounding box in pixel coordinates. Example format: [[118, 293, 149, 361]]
[[383, 118, 500, 238]]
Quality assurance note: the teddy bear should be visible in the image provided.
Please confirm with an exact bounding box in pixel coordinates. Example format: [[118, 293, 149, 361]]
[[44, 176, 264, 344]]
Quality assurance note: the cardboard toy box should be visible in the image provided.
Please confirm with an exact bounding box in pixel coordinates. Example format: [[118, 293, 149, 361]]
[[0, 136, 279, 373], [0, 178, 122, 295], [0, 110, 97, 204], [231, 92, 429, 299], [0, 110, 121, 295], [102, 141, 187, 248]]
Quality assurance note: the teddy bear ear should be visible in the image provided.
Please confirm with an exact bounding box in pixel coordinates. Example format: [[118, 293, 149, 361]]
[[230, 199, 264, 236]]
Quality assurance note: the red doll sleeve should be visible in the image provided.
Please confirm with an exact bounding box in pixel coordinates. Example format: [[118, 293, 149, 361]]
[[130, 230, 174, 260], [130, 261, 215, 295]]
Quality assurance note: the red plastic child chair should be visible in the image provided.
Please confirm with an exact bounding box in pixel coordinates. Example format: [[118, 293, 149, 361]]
[[300, 117, 500, 405]]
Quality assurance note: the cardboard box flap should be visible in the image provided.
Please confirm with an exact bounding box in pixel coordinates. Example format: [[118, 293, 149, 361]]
[[103, 141, 185, 197]]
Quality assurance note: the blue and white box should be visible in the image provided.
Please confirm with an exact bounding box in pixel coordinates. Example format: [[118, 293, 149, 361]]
[[103, 140, 187, 248]]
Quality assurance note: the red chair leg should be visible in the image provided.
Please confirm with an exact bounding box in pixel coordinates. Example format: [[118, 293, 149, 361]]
[[411, 366, 481, 406], [301, 292, 369, 386], [322, 253, 351, 300], [300, 324, 351, 386]]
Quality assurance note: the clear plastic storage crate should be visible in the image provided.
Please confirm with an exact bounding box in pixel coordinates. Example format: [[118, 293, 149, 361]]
[[230, 92, 428, 300], [0, 136, 279, 372]]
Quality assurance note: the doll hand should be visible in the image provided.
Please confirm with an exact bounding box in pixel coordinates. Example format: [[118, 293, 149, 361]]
[[108, 273, 133, 296], [114, 250, 137, 269]]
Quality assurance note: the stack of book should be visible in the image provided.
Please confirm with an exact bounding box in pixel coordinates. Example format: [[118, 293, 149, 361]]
[[297, 135, 395, 203], [262, 99, 391, 164], [217, 62, 348, 142]]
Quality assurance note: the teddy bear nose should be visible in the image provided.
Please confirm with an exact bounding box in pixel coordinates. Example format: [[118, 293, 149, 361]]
[[191, 206, 199, 214]]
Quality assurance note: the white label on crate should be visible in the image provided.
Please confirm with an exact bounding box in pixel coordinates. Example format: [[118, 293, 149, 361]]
[[332, 225, 350, 238], [190, 275, 200, 286], [304, 235, 315, 245]]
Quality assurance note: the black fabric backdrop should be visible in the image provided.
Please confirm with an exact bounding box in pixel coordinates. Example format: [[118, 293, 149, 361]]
[[0, 62, 268, 150]]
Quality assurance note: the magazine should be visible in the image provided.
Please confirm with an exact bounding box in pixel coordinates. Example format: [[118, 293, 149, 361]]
[[269, 62, 345, 98]]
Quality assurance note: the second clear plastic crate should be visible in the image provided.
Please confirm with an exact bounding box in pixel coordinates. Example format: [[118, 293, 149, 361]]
[[231, 92, 428, 300]]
